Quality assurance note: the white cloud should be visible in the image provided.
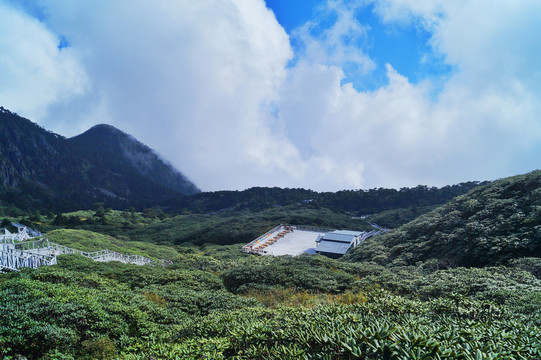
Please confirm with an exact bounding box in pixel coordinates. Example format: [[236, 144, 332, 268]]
[[292, 0, 375, 77], [274, 0, 541, 189], [9, 0, 303, 190], [0, 2, 87, 122], [2, 0, 541, 191]]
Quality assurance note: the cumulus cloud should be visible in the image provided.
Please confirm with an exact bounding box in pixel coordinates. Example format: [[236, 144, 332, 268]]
[[2, 0, 541, 191], [10, 0, 303, 190], [0, 2, 87, 122], [292, 0, 375, 77], [275, 0, 541, 189]]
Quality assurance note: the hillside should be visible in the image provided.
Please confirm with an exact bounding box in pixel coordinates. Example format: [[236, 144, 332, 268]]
[[16, 205, 373, 247], [165, 182, 483, 219], [346, 170, 541, 267], [0, 107, 198, 211], [2, 227, 541, 358], [2, 170, 541, 358]]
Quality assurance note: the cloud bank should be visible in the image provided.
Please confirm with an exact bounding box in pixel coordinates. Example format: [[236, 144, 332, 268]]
[[1, 0, 541, 191]]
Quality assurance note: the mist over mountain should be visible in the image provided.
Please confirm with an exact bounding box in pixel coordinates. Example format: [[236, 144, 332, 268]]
[[0, 106, 199, 211]]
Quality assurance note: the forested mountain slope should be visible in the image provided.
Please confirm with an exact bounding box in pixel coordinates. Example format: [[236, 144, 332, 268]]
[[68, 124, 199, 197], [346, 170, 541, 267], [0, 107, 198, 211], [165, 182, 483, 217]]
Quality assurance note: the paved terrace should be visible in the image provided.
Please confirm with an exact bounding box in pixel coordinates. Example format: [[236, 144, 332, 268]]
[[243, 225, 334, 256]]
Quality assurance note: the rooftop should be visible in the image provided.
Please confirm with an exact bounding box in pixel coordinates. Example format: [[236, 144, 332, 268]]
[[320, 230, 363, 243], [314, 240, 352, 255]]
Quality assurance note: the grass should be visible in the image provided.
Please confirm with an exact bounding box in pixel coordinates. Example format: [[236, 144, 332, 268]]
[[45, 229, 179, 260]]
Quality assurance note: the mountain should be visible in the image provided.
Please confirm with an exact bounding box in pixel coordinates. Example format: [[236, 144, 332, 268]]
[[68, 124, 199, 197], [0, 106, 199, 211], [346, 170, 541, 267]]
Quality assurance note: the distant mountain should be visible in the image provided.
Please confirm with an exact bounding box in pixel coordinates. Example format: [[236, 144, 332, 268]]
[[68, 124, 199, 197], [346, 170, 541, 267], [165, 183, 484, 217], [0, 106, 199, 211]]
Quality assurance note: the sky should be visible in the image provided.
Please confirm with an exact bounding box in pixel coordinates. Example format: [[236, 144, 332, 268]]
[[1, 0, 541, 192]]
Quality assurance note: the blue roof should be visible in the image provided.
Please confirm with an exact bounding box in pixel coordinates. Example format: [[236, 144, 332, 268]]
[[332, 230, 363, 236], [315, 240, 351, 255], [320, 230, 362, 243]]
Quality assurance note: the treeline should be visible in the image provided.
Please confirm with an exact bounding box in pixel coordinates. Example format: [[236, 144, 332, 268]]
[[165, 182, 485, 215], [1, 181, 483, 218]]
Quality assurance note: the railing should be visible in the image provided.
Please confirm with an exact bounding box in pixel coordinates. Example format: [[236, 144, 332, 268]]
[[0, 264, 17, 272], [1, 238, 168, 272], [0, 248, 56, 271], [293, 225, 335, 233], [242, 224, 284, 253], [0, 237, 19, 244]]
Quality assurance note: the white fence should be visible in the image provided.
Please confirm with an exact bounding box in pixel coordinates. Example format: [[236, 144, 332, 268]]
[[1, 238, 168, 272]]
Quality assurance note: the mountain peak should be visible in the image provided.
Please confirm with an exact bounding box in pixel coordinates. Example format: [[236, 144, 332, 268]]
[[70, 123, 200, 198], [86, 123, 122, 132], [77, 123, 128, 140], [0, 108, 199, 211]]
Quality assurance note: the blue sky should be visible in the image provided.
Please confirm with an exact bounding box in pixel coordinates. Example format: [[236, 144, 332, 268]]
[[265, 0, 452, 91], [1, 0, 541, 191]]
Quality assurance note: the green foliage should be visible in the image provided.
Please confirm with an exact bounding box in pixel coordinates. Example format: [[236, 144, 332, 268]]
[[126, 206, 373, 246], [222, 256, 356, 294], [164, 294, 540, 360], [0, 257, 259, 359], [2, 246, 541, 359], [347, 171, 541, 267], [46, 229, 179, 260], [509, 257, 541, 279], [364, 205, 439, 228], [165, 183, 483, 217]]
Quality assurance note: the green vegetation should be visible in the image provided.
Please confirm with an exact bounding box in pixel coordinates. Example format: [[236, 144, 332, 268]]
[[30, 206, 373, 246], [347, 171, 541, 267], [127, 206, 373, 246], [1, 251, 540, 359], [3, 170, 541, 359], [166, 182, 484, 217], [46, 229, 179, 260], [363, 205, 439, 229]]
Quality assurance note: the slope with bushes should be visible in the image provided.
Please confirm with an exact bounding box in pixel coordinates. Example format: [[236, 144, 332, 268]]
[[2, 247, 541, 359], [347, 171, 541, 267]]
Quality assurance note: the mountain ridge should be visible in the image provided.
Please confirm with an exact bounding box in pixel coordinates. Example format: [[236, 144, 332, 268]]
[[0, 106, 199, 211]]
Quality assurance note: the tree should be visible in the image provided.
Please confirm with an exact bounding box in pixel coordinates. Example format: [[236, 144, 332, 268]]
[[1, 218, 11, 228], [93, 202, 106, 218]]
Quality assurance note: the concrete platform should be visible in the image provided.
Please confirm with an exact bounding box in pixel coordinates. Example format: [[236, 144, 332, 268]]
[[259, 229, 325, 256]]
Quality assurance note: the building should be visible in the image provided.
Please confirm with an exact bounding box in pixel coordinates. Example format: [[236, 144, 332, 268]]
[[315, 230, 364, 258], [244, 224, 386, 258]]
